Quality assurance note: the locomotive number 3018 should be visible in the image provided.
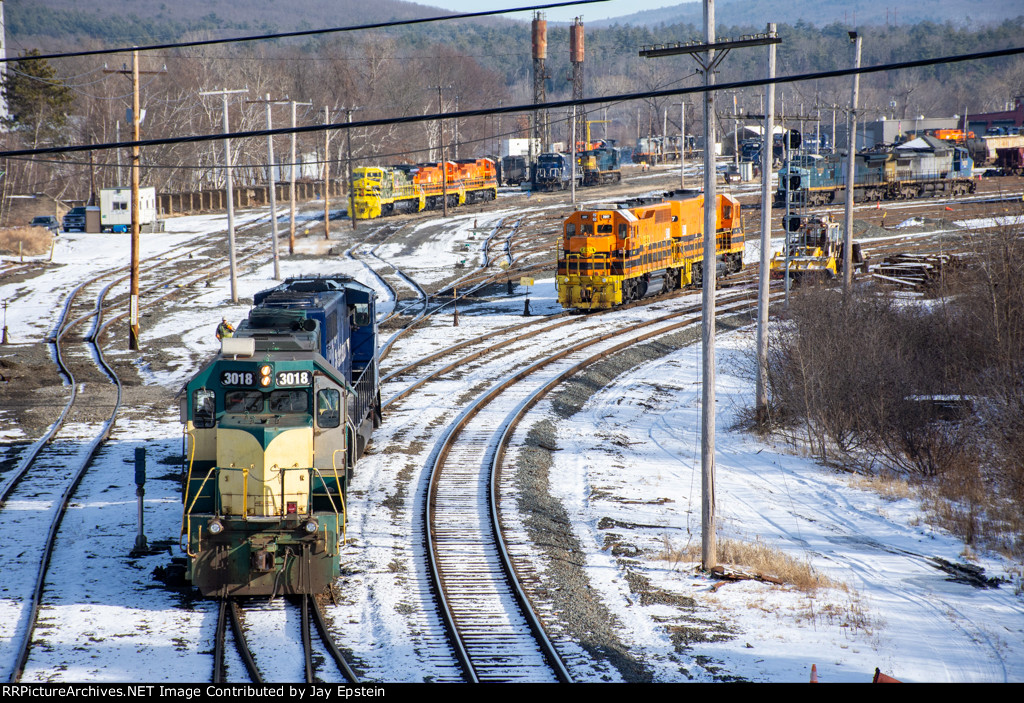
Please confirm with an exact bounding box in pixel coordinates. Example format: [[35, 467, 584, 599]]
[[276, 370, 312, 387]]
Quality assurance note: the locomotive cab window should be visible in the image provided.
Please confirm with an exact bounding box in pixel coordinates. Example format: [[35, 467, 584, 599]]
[[352, 303, 370, 327], [225, 390, 263, 414], [269, 389, 308, 414], [566, 223, 576, 237], [317, 389, 341, 428], [193, 389, 216, 428], [597, 224, 613, 234]]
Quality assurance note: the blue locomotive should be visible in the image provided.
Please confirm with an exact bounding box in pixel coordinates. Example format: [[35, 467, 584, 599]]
[[532, 152, 582, 191], [775, 136, 975, 206], [180, 275, 380, 597]]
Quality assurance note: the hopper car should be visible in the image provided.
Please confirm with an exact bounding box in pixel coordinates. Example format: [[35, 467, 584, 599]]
[[557, 189, 744, 311], [180, 275, 380, 597]]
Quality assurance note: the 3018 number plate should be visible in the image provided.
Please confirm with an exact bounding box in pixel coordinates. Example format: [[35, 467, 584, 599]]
[[276, 370, 312, 387]]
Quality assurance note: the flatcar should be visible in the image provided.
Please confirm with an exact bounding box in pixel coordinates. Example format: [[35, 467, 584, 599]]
[[557, 189, 744, 311], [180, 275, 380, 597]]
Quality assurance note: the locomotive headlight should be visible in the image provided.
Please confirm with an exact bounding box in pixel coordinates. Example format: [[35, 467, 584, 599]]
[[207, 518, 224, 535], [260, 364, 272, 377], [260, 375, 272, 387], [303, 518, 319, 534]]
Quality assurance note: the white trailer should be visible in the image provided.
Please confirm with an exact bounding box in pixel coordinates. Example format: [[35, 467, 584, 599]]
[[100, 187, 157, 232]]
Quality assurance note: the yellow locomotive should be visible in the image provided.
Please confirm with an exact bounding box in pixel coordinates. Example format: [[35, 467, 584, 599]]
[[351, 159, 497, 219], [557, 190, 745, 310]]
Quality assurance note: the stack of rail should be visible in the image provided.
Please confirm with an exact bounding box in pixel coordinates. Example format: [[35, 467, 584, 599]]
[[870, 253, 972, 290]]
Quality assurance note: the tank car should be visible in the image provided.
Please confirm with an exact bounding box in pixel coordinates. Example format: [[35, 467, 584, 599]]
[[180, 275, 380, 597], [557, 189, 744, 311]]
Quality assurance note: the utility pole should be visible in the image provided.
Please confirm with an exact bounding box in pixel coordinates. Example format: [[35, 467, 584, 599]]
[[844, 31, 862, 294], [345, 107, 358, 231], [322, 106, 333, 240], [641, 2, 779, 572], [200, 87, 249, 304], [672, 101, 686, 190], [437, 86, 448, 218], [246, 94, 288, 280], [756, 23, 778, 425], [570, 106, 577, 205], [289, 100, 312, 253], [105, 50, 164, 350]]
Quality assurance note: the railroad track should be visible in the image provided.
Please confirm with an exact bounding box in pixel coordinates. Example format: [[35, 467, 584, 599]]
[[3, 204, 328, 682], [419, 289, 768, 682], [213, 596, 358, 683]]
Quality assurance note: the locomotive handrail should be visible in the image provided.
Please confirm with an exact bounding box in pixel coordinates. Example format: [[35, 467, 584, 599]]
[[183, 466, 218, 557], [312, 463, 346, 552]]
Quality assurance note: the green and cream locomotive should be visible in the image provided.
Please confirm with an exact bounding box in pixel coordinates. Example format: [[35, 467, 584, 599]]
[[181, 276, 380, 597]]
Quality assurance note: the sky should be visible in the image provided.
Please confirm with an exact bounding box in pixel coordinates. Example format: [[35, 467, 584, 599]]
[[421, 0, 688, 23]]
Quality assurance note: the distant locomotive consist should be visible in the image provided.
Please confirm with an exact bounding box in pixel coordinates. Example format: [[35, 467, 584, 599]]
[[557, 190, 745, 311], [181, 275, 380, 597], [775, 136, 975, 207], [532, 145, 623, 192], [351, 158, 497, 219]]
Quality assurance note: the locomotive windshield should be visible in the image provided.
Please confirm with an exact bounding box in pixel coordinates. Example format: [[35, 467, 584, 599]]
[[225, 390, 263, 413], [269, 389, 308, 413]]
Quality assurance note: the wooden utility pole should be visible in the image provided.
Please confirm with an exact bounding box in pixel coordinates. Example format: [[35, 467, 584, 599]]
[[105, 50, 164, 350], [200, 87, 249, 304], [130, 50, 140, 348]]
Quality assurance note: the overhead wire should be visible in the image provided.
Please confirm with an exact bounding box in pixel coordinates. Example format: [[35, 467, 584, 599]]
[[4, 44, 1023, 161]]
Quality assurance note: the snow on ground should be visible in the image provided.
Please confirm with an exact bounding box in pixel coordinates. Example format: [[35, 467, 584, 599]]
[[3, 204, 1023, 683], [536, 328, 1024, 682]]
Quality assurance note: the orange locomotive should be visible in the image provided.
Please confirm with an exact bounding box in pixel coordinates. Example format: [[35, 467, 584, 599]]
[[556, 190, 744, 310]]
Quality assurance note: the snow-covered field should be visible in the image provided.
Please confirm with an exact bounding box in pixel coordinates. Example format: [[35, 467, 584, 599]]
[[2, 204, 1022, 683]]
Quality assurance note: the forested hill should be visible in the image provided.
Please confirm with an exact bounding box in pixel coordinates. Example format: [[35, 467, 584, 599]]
[[5, 0, 514, 44], [12, 0, 1024, 47], [594, 0, 1024, 29]]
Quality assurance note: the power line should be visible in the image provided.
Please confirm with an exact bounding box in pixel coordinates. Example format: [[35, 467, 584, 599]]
[[1, 1, 608, 64], [4, 43, 1022, 161]]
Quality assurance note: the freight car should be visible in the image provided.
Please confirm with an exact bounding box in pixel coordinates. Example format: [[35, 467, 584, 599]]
[[995, 147, 1024, 176], [180, 275, 380, 597], [500, 155, 530, 185], [557, 189, 744, 311], [775, 136, 975, 207]]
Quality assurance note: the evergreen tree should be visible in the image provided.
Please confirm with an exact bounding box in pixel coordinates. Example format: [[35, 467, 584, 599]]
[[3, 49, 74, 143]]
